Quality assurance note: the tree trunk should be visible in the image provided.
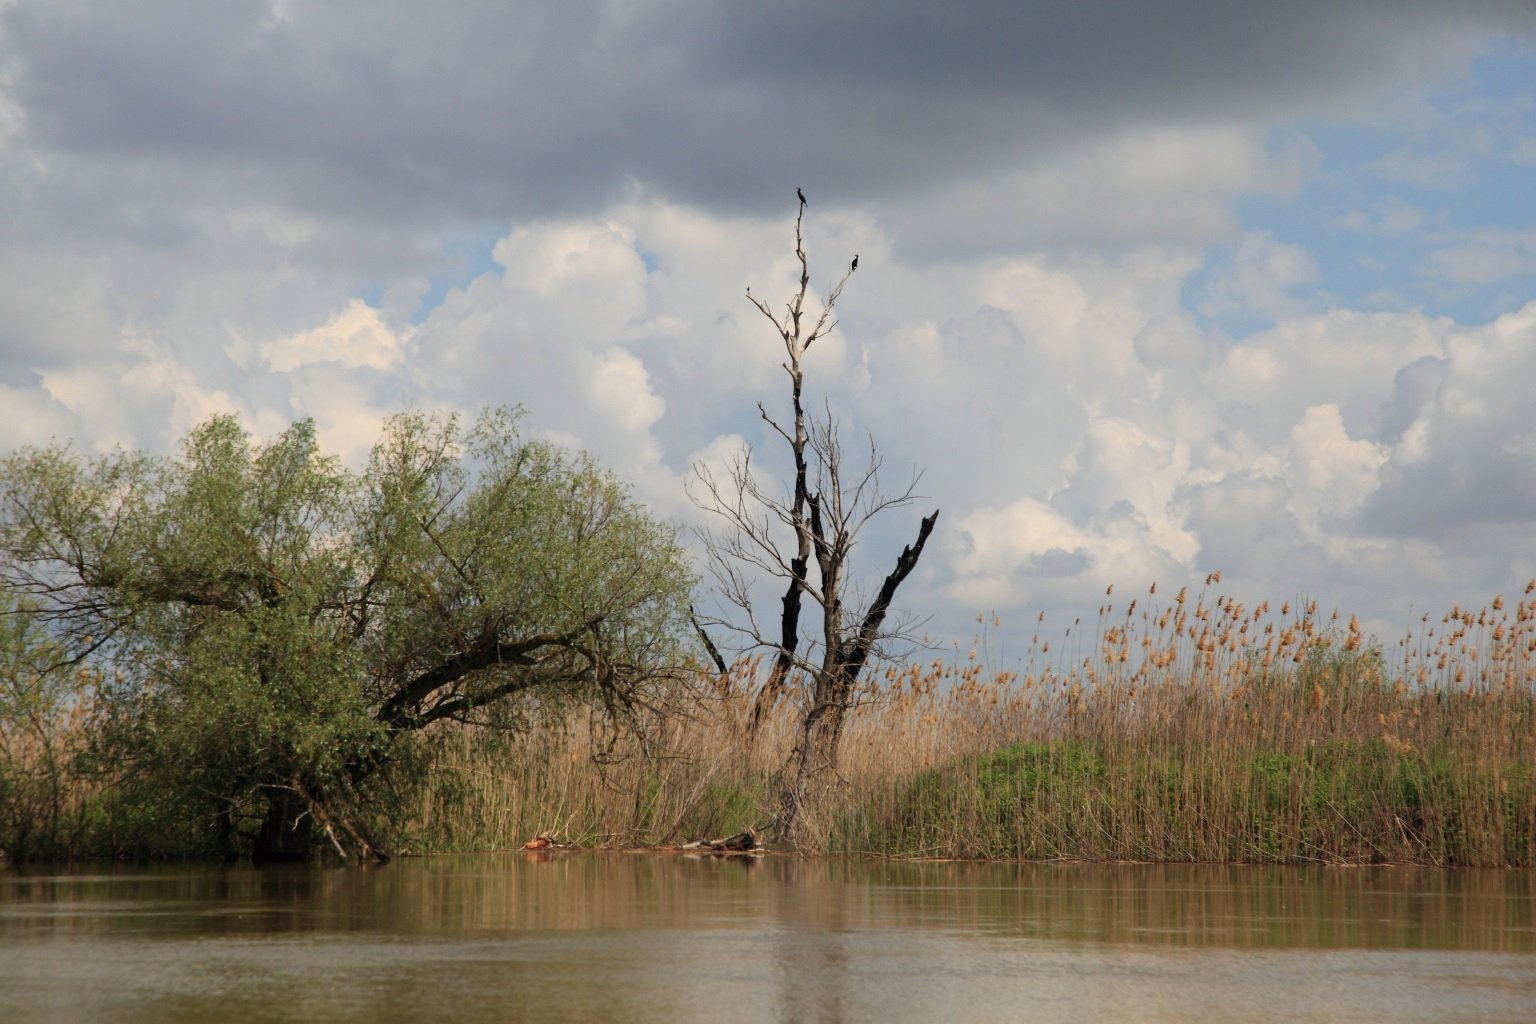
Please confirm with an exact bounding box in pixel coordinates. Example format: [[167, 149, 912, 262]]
[[778, 664, 853, 849], [701, 200, 939, 851], [214, 802, 241, 864], [777, 510, 938, 847], [252, 787, 315, 863]]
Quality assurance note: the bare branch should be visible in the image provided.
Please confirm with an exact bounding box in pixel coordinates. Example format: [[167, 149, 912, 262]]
[[688, 193, 940, 845]]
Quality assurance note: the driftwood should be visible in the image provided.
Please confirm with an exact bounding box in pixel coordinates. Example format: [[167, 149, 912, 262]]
[[680, 828, 764, 853], [515, 829, 765, 855]]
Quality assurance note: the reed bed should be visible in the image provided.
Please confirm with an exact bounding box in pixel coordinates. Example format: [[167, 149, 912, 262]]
[[408, 662, 789, 854], [416, 579, 1536, 866], [4, 582, 1533, 865], [0, 667, 100, 862]]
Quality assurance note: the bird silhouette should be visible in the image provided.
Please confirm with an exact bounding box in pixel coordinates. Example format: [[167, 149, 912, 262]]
[[797, 187, 807, 206], [851, 254, 859, 272]]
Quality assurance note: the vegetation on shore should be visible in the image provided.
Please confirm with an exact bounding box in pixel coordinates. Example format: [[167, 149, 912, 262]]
[[0, 408, 695, 863], [4, 576, 1534, 866], [409, 580, 1536, 867], [2, 200, 1531, 868]]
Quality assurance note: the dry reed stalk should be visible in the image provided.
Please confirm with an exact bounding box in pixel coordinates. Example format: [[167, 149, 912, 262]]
[[15, 587, 1526, 865], [411, 582, 1535, 866]]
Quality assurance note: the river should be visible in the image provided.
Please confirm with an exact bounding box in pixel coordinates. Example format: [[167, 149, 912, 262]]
[[2, 854, 1533, 1022]]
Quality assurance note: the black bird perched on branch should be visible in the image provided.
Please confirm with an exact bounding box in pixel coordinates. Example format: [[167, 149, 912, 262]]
[[797, 187, 807, 206], [851, 254, 859, 272]]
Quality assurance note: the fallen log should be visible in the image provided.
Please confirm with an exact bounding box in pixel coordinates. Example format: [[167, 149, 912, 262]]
[[680, 828, 764, 853]]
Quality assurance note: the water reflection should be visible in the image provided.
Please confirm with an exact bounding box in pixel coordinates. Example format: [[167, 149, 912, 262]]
[[2, 856, 1533, 1023]]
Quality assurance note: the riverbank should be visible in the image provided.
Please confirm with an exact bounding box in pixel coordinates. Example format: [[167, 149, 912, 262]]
[[6, 584, 1534, 866], [414, 587, 1535, 867]]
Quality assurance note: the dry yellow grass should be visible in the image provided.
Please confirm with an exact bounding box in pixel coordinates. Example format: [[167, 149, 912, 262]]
[[6, 581, 1532, 865], [416, 578, 1536, 866]]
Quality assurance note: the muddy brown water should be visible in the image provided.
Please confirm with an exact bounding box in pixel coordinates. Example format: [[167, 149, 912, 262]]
[[2, 854, 1533, 1022]]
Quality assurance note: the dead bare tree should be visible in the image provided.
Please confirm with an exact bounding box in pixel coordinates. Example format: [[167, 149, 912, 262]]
[[691, 192, 938, 848]]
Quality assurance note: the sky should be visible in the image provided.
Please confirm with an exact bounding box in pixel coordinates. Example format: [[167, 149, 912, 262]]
[[2, 1, 1536, 660]]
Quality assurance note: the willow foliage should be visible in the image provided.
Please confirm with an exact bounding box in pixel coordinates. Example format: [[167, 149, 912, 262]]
[[0, 408, 694, 861]]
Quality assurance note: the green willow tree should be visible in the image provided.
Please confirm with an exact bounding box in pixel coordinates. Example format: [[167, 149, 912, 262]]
[[0, 408, 694, 862]]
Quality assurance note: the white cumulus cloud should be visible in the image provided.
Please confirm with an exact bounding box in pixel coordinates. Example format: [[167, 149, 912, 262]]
[[262, 299, 409, 373]]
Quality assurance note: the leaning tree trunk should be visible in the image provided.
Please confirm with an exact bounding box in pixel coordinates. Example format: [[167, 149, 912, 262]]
[[252, 778, 388, 864]]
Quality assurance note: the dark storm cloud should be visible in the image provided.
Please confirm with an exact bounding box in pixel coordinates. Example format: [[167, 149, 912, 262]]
[[1179, 472, 1305, 576], [6, 1, 1528, 225], [1359, 436, 1536, 538], [1376, 355, 1448, 443]]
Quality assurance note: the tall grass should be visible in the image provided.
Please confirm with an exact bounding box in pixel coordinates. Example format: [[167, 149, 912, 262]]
[[0, 666, 101, 862], [407, 661, 786, 854], [414, 579, 1536, 866], [5, 582, 1533, 865]]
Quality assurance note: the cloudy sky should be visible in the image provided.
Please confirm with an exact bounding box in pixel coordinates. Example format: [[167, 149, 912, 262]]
[[3, 1, 1536, 656]]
